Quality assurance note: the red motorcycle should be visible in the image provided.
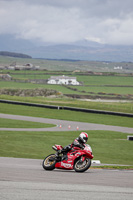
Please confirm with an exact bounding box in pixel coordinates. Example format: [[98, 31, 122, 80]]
[[42, 144, 93, 172]]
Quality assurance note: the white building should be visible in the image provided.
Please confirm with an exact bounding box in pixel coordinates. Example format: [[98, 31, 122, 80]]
[[47, 75, 80, 85], [114, 66, 123, 70]]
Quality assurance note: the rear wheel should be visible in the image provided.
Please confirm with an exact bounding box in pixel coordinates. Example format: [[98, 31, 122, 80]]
[[74, 157, 91, 172], [42, 154, 56, 170]]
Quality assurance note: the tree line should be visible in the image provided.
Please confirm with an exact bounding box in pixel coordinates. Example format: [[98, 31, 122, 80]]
[[0, 51, 32, 58]]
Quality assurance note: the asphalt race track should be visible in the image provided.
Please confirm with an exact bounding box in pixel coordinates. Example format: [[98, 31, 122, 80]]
[[0, 157, 133, 200], [0, 113, 133, 199], [0, 113, 133, 133]]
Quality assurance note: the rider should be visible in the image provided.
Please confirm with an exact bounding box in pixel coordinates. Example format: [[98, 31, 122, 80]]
[[58, 132, 88, 160]]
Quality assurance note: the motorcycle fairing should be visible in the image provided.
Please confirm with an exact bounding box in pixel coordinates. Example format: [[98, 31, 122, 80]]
[[55, 148, 93, 170]]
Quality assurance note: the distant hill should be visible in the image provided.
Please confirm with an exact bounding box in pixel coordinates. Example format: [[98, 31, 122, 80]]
[[0, 51, 32, 59], [1, 34, 133, 62]]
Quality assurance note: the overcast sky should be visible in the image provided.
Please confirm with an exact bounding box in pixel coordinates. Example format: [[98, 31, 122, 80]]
[[0, 0, 133, 45]]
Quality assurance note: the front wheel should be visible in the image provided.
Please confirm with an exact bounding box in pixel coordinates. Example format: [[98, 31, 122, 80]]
[[42, 154, 56, 170], [74, 157, 91, 172]]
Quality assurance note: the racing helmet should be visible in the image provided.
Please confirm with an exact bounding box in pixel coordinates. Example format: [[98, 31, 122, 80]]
[[79, 132, 88, 143]]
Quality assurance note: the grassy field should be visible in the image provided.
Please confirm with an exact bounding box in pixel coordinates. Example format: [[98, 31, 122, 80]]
[[0, 118, 55, 128], [76, 75, 133, 86], [0, 81, 76, 94], [1, 81, 133, 101], [71, 85, 133, 95], [0, 130, 133, 165]]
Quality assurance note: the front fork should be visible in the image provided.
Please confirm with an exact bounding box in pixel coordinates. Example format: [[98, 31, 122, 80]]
[[80, 155, 86, 162]]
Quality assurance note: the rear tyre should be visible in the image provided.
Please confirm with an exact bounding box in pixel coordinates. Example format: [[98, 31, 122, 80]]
[[74, 157, 91, 172], [42, 154, 56, 170]]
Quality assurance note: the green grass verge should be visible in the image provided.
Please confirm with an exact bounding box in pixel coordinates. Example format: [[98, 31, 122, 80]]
[[0, 130, 133, 165], [0, 102, 133, 127], [91, 166, 133, 170], [71, 85, 133, 95], [0, 118, 55, 128]]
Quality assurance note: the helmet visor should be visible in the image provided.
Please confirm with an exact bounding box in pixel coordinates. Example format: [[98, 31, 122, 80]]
[[83, 137, 88, 142]]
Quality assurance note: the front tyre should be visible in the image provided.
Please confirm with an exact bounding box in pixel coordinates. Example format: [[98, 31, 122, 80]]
[[42, 154, 56, 170], [74, 157, 91, 172]]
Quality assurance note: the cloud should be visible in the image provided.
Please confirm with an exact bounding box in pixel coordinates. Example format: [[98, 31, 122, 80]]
[[0, 0, 133, 45]]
